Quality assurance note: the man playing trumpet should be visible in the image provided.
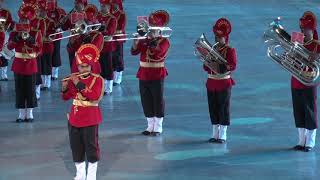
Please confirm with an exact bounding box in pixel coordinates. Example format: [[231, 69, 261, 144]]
[[204, 18, 237, 143], [61, 44, 104, 180], [131, 10, 170, 136]]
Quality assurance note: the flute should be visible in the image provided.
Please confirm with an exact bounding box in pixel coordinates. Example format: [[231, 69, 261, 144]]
[[61, 72, 90, 82]]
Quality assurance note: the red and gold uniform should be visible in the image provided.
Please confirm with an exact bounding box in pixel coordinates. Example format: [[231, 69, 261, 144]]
[[97, 0, 117, 94], [292, 11, 319, 152], [131, 10, 170, 136], [111, 0, 126, 85], [204, 18, 237, 143], [70, 4, 104, 74], [47, 0, 66, 79], [62, 44, 103, 180], [0, 4, 15, 81], [7, 4, 42, 122]]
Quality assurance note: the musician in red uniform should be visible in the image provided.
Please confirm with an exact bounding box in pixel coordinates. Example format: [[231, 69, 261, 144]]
[[131, 10, 170, 136], [204, 18, 237, 143], [69, 4, 104, 74], [62, 44, 104, 180], [97, 0, 117, 95], [112, 0, 126, 85], [0, 0, 15, 81], [291, 11, 320, 152], [7, 4, 42, 122], [38, 0, 55, 91], [47, 0, 66, 80]]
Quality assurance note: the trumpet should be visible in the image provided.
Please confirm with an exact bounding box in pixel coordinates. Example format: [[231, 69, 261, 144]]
[[61, 72, 91, 82], [194, 33, 230, 76], [49, 21, 101, 41], [263, 17, 320, 86], [104, 21, 172, 42]]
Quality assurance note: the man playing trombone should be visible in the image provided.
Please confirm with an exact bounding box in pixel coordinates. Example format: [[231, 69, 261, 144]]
[[131, 10, 171, 136], [97, 0, 117, 95], [8, 4, 42, 123], [291, 11, 320, 152], [203, 18, 237, 144]]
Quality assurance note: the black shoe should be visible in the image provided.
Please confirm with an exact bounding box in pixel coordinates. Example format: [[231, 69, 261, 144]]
[[40, 87, 47, 91], [24, 118, 34, 123], [304, 146, 313, 152], [208, 138, 218, 143], [142, 130, 152, 136], [16, 118, 24, 123], [0, 78, 7, 81], [51, 77, 57, 81], [104, 92, 112, 96], [113, 82, 120, 86], [151, 132, 161, 136], [293, 145, 305, 151], [217, 139, 226, 144]]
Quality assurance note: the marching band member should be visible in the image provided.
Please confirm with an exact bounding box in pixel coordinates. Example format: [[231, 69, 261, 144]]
[[47, 0, 66, 80], [131, 10, 170, 136], [292, 11, 320, 152], [38, 0, 55, 91], [0, 0, 14, 81], [8, 4, 42, 122], [61, 44, 104, 180], [97, 0, 117, 95], [111, 0, 126, 85], [70, 4, 104, 74], [205, 18, 237, 143]]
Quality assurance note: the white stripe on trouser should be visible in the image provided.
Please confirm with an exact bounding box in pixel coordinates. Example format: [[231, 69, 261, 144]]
[[52, 67, 59, 78], [104, 80, 113, 93], [36, 85, 41, 99], [87, 162, 98, 180], [212, 125, 220, 139], [146, 117, 155, 132], [74, 162, 86, 180], [153, 117, 163, 133], [26, 108, 33, 119], [18, 109, 26, 119], [114, 71, 123, 84], [297, 128, 306, 146], [306, 129, 317, 148], [219, 125, 228, 140]]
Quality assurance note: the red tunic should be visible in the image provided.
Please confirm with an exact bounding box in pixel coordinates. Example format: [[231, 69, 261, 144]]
[[291, 40, 320, 89], [70, 31, 104, 73], [112, 9, 126, 44], [42, 17, 55, 54], [8, 31, 43, 75], [47, 6, 67, 40], [131, 38, 170, 81], [0, 8, 14, 30], [97, 12, 117, 52], [203, 46, 237, 91], [62, 73, 104, 128]]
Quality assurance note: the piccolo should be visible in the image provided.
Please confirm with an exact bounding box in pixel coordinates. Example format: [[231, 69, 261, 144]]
[[61, 72, 91, 82]]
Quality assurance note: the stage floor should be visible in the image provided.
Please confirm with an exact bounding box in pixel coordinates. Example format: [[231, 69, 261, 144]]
[[0, 0, 319, 179]]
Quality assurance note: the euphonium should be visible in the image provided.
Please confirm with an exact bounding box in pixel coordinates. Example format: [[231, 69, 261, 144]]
[[263, 18, 320, 86], [194, 33, 230, 76]]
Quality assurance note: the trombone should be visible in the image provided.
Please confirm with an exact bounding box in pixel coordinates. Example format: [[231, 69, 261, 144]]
[[104, 21, 172, 42], [48, 21, 101, 41]]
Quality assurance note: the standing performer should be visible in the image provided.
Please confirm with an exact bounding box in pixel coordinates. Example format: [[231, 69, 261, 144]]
[[111, 0, 126, 85], [69, 4, 104, 74], [47, 0, 66, 80], [97, 0, 117, 95], [38, 0, 55, 91], [8, 4, 42, 122], [292, 11, 320, 152], [61, 44, 104, 180], [0, 0, 14, 81], [205, 18, 237, 144], [131, 10, 170, 136]]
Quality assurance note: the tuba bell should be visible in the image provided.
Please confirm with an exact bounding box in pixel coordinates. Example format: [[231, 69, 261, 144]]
[[194, 33, 230, 76], [263, 17, 320, 86]]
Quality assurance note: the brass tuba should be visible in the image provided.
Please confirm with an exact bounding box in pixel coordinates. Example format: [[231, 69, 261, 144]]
[[263, 18, 320, 86], [194, 33, 230, 76]]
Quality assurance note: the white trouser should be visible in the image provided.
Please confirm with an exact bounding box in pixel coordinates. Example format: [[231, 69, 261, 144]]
[[18, 109, 26, 119], [0, 66, 7, 79], [74, 162, 86, 180], [306, 129, 317, 148], [104, 80, 113, 94], [114, 71, 123, 84], [36, 85, 41, 99], [146, 117, 155, 132], [212, 125, 220, 139], [26, 108, 33, 119], [219, 125, 228, 141], [52, 67, 59, 78], [297, 128, 306, 146], [42, 75, 52, 88], [87, 162, 98, 180], [153, 117, 163, 133]]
